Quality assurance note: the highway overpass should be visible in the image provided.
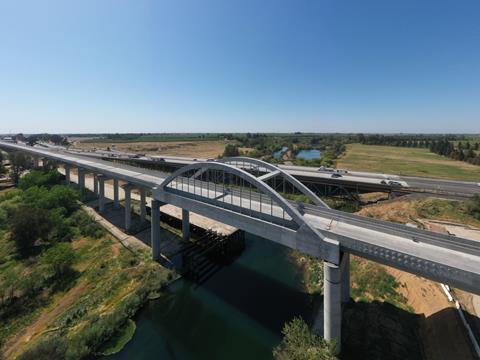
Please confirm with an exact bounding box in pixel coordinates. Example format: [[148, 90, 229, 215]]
[[1, 141, 480, 353], [58, 146, 480, 199]]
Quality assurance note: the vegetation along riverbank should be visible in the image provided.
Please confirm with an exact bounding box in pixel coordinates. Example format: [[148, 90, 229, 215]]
[[0, 170, 173, 359]]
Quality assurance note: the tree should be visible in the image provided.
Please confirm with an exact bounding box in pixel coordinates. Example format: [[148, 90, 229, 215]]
[[9, 152, 30, 185], [10, 205, 53, 255], [18, 169, 62, 190], [223, 144, 240, 157], [26, 135, 39, 146], [273, 317, 336, 360], [40, 243, 75, 278]]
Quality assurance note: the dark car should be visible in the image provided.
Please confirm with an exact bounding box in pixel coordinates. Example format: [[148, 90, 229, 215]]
[[388, 181, 402, 187], [331, 173, 343, 178]]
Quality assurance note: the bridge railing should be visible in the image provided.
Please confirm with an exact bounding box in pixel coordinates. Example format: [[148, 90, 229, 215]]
[[165, 170, 297, 229]]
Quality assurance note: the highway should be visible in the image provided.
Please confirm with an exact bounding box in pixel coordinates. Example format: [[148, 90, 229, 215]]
[[58, 146, 479, 198]]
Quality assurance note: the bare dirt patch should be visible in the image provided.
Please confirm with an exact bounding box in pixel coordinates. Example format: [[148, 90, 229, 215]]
[[74, 140, 234, 158], [3, 281, 90, 359], [355, 198, 478, 359], [357, 198, 419, 223]]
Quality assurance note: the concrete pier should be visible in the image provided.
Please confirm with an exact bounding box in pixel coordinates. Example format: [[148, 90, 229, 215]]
[[64, 165, 71, 185], [123, 184, 133, 231], [140, 187, 147, 223], [182, 209, 190, 240], [324, 261, 342, 352], [341, 252, 350, 304], [113, 179, 120, 209], [93, 174, 98, 195], [33, 157, 40, 168], [98, 176, 106, 213], [78, 168, 85, 193], [151, 199, 161, 260]]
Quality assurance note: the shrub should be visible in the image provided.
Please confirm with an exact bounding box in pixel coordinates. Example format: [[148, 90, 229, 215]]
[[273, 317, 336, 360], [70, 210, 105, 239], [17, 337, 67, 360], [40, 243, 76, 278], [468, 194, 480, 220]]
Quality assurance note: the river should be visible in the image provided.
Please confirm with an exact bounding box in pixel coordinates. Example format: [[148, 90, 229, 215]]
[[109, 233, 313, 360]]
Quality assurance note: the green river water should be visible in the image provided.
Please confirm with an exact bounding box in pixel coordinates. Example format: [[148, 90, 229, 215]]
[[109, 233, 313, 360]]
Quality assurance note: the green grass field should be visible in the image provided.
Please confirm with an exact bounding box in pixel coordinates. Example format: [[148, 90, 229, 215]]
[[337, 143, 480, 181]]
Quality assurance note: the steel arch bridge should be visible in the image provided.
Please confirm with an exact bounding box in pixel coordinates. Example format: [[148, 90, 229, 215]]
[[154, 160, 340, 264], [217, 157, 329, 208]]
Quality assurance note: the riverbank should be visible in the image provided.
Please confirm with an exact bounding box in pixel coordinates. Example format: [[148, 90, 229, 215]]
[[0, 170, 175, 359]]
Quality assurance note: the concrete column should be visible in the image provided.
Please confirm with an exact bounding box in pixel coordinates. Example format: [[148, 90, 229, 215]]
[[324, 261, 342, 352], [151, 199, 161, 260], [113, 179, 120, 209], [33, 157, 40, 168], [341, 252, 350, 304], [123, 184, 132, 231], [78, 168, 85, 194], [98, 176, 106, 213], [182, 209, 190, 241], [140, 188, 147, 223], [93, 174, 98, 195], [64, 165, 71, 185]]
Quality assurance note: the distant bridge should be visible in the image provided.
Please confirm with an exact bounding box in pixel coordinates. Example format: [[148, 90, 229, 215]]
[[62, 146, 480, 199], [2, 141, 480, 353]]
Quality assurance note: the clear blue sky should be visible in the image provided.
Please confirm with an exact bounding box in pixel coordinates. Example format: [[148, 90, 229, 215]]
[[0, 0, 479, 134]]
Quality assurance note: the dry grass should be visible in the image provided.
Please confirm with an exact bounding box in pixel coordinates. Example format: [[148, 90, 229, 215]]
[[73, 140, 236, 158], [337, 143, 480, 181]]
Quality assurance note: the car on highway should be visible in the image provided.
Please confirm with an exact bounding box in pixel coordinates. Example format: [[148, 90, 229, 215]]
[[388, 181, 403, 187], [380, 180, 387, 185], [318, 166, 334, 172], [331, 173, 343, 178]]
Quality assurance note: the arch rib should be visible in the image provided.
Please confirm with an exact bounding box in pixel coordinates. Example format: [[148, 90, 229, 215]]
[[217, 157, 329, 208], [159, 161, 309, 228]]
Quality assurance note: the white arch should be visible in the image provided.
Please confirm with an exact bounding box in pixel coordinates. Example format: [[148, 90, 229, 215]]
[[159, 161, 327, 240], [217, 157, 329, 208]]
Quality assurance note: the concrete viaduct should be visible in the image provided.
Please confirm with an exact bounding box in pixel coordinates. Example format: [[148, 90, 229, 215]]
[[2, 141, 480, 353]]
